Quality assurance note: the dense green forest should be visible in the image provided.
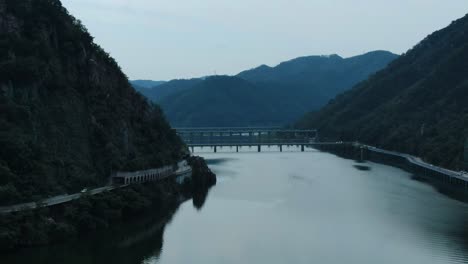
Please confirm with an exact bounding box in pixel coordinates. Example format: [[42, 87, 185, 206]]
[[298, 14, 468, 170], [160, 76, 294, 127], [131, 80, 167, 101], [131, 80, 166, 89], [135, 51, 397, 127], [0, 0, 186, 205], [134, 78, 203, 104]]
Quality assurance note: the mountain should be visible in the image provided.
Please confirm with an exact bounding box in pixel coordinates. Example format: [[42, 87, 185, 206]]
[[0, 0, 185, 205], [237, 50, 399, 112], [238, 51, 396, 85], [130, 80, 166, 89], [159, 76, 294, 127], [297, 14, 468, 170], [134, 78, 203, 103], [154, 51, 397, 127]]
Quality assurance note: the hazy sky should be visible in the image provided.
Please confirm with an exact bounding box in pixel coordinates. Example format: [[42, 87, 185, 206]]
[[60, 0, 468, 80]]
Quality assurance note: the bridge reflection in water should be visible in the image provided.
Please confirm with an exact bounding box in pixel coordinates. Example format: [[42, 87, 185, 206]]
[[175, 127, 320, 152]]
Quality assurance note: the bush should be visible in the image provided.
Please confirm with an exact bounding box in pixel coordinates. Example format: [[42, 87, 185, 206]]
[[0, 183, 21, 204]]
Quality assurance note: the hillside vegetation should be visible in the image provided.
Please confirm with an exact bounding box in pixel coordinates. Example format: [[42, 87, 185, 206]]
[[159, 76, 292, 127], [298, 14, 468, 170], [143, 51, 397, 127], [0, 0, 185, 205], [135, 78, 203, 104], [131, 80, 166, 89]]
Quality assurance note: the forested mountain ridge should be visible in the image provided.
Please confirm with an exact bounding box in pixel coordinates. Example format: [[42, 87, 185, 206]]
[[0, 0, 185, 205], [297, 14, 468, 170], [238, 51, 397, 87], [130, 80, 166, 89], [145, 51, 397, 127], [159, 76, 292, 127], [134, 78, 203, 103]]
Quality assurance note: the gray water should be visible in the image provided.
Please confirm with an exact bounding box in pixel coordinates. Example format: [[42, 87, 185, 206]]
[[5, 147, 468, 263]]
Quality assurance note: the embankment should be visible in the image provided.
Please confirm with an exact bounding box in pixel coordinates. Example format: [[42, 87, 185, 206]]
[[0, 157, 216, 251], [314, 143, 468, 201]]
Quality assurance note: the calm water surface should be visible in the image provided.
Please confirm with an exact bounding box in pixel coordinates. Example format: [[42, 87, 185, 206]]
[[5, 147, 468, 263]]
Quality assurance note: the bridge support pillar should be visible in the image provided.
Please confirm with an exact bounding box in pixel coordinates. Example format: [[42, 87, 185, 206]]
[[236, 146, 239, 152], [301, 145, 305, 152], [214, 146, 217, 153], [258, 145, 261, 152], [191, 146, 194, 153], [280, 145, 282, 152]]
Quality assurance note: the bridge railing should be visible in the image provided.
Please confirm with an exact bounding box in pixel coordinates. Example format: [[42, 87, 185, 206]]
[[181, 139, 315, 145], [175, 127, 318, 146]]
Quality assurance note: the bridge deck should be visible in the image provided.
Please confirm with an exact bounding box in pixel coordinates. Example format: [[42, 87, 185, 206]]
[[176, 127, 319, 149], [187, 142, 342, 147], [175, 127, 317, 132]]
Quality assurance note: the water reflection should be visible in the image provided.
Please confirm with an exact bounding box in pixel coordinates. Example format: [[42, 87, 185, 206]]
[[1, 209, 175, 264], [205, 158, 236, 165], [5, 151, 468, 264], [1, 188, 214, 264], [192, 187, 210, 210], [353, 164, 371, 171], [158, 152, 468, 264]]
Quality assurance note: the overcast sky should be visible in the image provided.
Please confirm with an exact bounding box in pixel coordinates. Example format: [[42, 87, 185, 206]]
[[60, 0, 468, 81]]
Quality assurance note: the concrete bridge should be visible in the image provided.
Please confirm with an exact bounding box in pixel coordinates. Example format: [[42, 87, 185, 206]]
[[175, 127, 319, 152]]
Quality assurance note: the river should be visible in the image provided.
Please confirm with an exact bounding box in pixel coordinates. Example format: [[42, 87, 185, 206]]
[[4, 147, 468, 263]]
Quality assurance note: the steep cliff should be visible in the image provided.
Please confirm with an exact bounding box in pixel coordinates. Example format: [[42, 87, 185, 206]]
[[0, 0, 185, 205]]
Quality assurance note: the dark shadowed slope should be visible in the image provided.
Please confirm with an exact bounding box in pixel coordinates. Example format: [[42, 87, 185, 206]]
[[159, 76, 291, 127], [239, 51, 396, 86], [154, 51, 397, 127], [0, 0, 185, 205], [131, 80, 166, 89], [134, 78, 203, 103], [298, 14, 468, 170]]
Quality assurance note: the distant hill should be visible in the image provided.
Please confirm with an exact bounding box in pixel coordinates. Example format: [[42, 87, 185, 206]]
[[134, 78, 203, 103], [237, 50, 398, 111], [159, 76, 295, 127], [238, 51, 396, 85], [297, 14, 468, 170], [130, 80, 166, 89], [151, 51, 397, 127]]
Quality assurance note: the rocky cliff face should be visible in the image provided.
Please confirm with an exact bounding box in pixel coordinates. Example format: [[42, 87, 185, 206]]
[[0, 0, 185, 205]]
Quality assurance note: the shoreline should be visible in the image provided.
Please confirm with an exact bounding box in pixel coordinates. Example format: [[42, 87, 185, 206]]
[[315, 142, 468, 202], [0, 156, 216, 252]]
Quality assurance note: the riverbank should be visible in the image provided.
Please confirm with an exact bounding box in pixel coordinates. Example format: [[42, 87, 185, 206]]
[[315, 142, 468, 201], [0, 160, 191, 213], [4, 149, 468, 263], [0, 156, 216, 251]]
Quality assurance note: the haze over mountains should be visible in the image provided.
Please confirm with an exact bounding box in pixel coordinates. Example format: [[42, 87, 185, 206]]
[[133, 51, 398, 127], [298, 14, 468, 170]]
